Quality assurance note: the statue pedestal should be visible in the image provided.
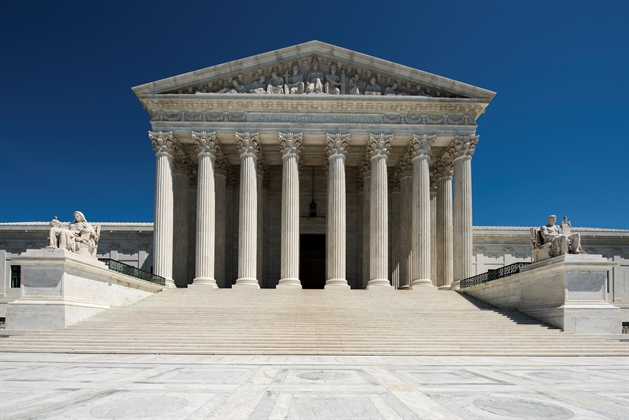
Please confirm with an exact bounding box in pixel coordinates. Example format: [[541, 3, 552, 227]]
[[5, 248, 163, 332]]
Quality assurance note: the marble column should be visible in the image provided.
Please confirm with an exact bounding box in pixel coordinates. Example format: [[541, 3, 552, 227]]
[[149, 131, 175, 288], [187, 175, 197, 284], [172, 154, 192, 287], [430, 175, 437, 286], [390, 173, 400, 289], [256, 158, 266, 285], [325, 133, 351, 289], [359, 156, 370, 288], [450, 135, 478, 290], [398, 154, 412, 289], [278, 132, 302, 288], [410, 134, 434, 289], [435, 159, 454, 289], [192, 131, 219, 288], [235, 132, 260, 288], [367, 133, 392, 289], [215, 153, 231, 288]]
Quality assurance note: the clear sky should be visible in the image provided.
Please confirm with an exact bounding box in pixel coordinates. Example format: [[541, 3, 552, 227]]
[[1, 1, 627, 229]]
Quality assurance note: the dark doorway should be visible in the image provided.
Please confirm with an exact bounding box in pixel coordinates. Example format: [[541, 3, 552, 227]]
[[300, 234, 326, 289]]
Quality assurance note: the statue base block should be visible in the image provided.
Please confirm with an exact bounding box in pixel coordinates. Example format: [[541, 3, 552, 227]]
[[5, 248, 163, 332]]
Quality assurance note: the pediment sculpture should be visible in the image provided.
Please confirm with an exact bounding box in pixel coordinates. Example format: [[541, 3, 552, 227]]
[[48, 211, 100, 259], [530, 215, 582, 262]]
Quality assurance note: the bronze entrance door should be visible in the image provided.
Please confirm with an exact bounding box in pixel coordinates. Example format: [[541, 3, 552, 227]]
[[299, 234, 326, 289]]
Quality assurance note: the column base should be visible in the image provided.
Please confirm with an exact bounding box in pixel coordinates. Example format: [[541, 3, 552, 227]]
[[233, 278, 260, 289], [367, 279, 393, 289], [410, 279, 433, 289], [438, 285, 452, 290], [277, 278, 302, 289], [192, 277, 218, 288], [449, 280, 461, 291], [165, 278, 176, 289], [325, 278, 350, 289]]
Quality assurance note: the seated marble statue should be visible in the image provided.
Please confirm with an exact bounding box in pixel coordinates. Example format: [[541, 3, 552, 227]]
[[217, 79, 246, 94], [305, 60, 325, 94], [531, 215, 581, 261], [324, 65, 341, 95], [286, 65, 305, 94], [266, 71, 285, 94], [249, 75, 267, 94], [364, 77, 382, 95], [48, 211, 100, 258]]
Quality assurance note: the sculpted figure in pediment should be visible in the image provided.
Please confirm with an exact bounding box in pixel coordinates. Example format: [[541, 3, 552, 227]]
[[267, 71, 285, 94], [348, 74, 361, 95], [48, 211, 100, 258], [218, 79, 246, 94], [384, 82, 399, 96], [249, 75, 267, 94], [324, 64, 341, 95], [305, 60, 325, 94], [364, 77, 382, 95], [286, 65, 305, 94]]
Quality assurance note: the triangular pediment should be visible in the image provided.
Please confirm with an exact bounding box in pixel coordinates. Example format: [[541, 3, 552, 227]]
[[133, 41, 495, 100]]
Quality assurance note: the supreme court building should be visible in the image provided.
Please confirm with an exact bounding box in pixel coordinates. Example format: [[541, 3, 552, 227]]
[[131, 41, 495, 290]]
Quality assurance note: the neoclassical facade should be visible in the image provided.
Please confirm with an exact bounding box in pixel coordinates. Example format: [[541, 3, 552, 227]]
[[132, 41, 495, 290]]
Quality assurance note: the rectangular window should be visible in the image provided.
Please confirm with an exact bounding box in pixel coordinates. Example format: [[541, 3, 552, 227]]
[[10, 265, 21, 288]]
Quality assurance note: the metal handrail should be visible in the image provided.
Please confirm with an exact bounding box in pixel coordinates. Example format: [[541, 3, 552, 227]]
[[98, 258, 165, 286], [460, 262, 531, 289]]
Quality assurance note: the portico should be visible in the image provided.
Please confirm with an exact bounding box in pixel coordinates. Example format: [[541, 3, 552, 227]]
[[133, 41, 495, 289]]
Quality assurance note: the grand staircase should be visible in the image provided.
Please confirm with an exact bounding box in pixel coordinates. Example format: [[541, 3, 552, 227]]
[[2, 288, 627, 356]]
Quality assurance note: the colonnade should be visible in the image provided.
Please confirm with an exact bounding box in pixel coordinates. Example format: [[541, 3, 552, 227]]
[[148, 130, 477, 290]]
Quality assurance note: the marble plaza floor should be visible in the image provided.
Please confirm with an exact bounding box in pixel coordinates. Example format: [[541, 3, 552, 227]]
[[0, 353, 627, 419]]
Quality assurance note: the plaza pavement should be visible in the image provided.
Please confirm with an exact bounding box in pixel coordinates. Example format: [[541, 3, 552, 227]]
[[1, 353, 627, 419]]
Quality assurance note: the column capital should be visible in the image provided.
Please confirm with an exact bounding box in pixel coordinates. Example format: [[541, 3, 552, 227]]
[[192, 131, 219, 158], [215, 152, 231, 177], [359, 153, 371, 179], [367, 133, 392, 160], [409, 134, 435, 162], [278, 132, 303, 160], [434, 156, 454, 180], [236, 132, 261, 158], [257, 156, 267, 178], [390, 169, 401, 192], [325, 133, 350, 160], [173, 155, 194, 175], [430, 168, 438, 198], [149, 131, 175, 157], [448, 135, 479, 161], [398, 150, 413, 178]]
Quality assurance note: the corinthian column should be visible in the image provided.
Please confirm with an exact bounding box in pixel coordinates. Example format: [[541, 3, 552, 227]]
[[398, 152, 412, 289], [367, 133, 393, 289], [359, 155, 370, 288], [192, 131, 219, 288], [172, 154, 192, 287], [234, 132, 260, 288], [325, 133, 350, 289], [278, 132, 302, 288], [410, 134, 435, 289], [149, 131, 175, 288], [215, 152, 231, 288], [390, 172, 400, 289], [450, 135, 478, 290], [435, 158, 453, 289]]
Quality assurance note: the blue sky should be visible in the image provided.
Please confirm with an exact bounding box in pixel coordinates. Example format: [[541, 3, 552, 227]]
[[1, 1, 627, 229]]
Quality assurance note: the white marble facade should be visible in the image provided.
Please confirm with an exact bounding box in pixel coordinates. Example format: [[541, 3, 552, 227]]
[[1, 42, 627, 320]]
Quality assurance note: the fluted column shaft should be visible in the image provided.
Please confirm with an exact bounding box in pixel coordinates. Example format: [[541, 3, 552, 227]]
[[367, 133, 392, 289], [235, 132, 260, 288], [193, 131, 219, 287], [410, 135, 434, 289], [325, 133, 350, 289], [436, 168, 453, 288], [215, 171, 227, 288], [150, 131, 175, 288], [391, 182, 400, 289], [360, 162, 370, 288], [399, 173, 412, 289], [172, 157, 191, 287], [278, 133, 302, 288], [451, 135, 478, 290]]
